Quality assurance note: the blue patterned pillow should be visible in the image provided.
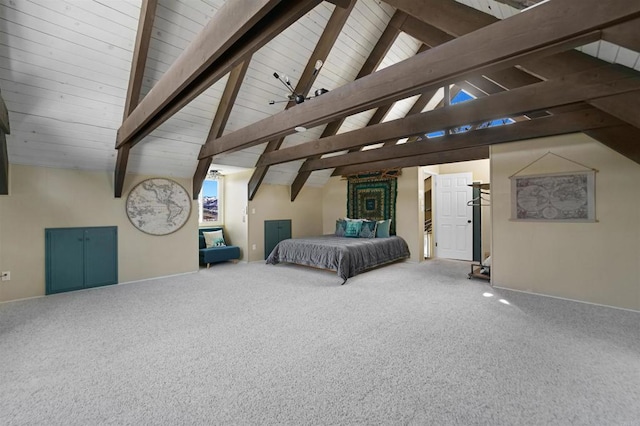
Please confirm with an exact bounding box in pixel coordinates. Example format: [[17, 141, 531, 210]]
[[344, 219, 362, 238], [375, 219, 391, 238], [335, 219, 347, 237], [359, 220, 377, 238]]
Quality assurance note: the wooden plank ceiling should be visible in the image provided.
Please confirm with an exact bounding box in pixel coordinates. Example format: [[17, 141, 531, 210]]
[[0, 0, 639, 199]]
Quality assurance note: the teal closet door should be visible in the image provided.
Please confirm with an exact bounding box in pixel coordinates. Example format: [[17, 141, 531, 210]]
[[46, 228, 85, 294], [84, 227, 118, 288], [264, 220, 292, 259], [46, 226, 118, 294]]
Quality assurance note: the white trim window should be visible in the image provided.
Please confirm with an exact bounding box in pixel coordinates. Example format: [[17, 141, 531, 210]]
[[198, 175, 223, 225]]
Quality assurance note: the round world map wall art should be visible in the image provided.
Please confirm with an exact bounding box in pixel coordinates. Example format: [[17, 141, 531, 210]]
[[126, 178, 192, 235]]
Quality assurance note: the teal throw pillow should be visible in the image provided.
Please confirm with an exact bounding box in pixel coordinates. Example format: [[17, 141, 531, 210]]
[[344, 220, 362, 238], [375, 219, 391, 238], [335, 219, 347, 237], [359, 220, 377, 238]]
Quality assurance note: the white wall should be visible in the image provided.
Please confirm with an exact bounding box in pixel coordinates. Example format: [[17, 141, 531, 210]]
[[491, 133, 640, 310], [0, 165, 198, 302]]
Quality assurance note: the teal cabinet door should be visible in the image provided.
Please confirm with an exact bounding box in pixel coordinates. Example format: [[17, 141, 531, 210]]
[[84, 227, 118, 288], [264, 220, 292, 259], [46, 228, 85, 294], [46, 227, 118, 294]]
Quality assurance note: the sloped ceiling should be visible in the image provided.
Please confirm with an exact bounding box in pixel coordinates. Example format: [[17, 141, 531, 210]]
[[1, 0, 639, 197]]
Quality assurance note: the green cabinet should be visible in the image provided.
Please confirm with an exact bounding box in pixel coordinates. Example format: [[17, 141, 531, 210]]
[[46, 227, 118, 294], [264, 220, 291, 259]]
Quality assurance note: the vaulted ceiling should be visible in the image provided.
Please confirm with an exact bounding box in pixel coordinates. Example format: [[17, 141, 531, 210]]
[[1, 0, 639, 199]]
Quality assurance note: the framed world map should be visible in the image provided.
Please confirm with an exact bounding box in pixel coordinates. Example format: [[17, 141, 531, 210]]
[[126, 178, 192, 235], [511, 171, 595, 222]]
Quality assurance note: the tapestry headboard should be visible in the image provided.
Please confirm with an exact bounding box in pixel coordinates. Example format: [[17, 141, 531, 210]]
[[346, 171, 399, 235]]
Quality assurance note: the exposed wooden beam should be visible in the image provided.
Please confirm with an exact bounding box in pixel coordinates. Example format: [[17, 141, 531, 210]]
[[388, 0, 640, 162], [259, 65, 640, 167], [603, 17, 640, 52], [246, 0, 356, 200], [0, 132, 8, 195], [200, 0, 635, 159], [116, 0, 321, 149], [585, 125, 640, 165], [588, 90, 640, 130], [384, 0, 497, 38], [288, 9, 406, 201], [333, 146, 490, 176], [114, 0, 157, 198], [192, 60, 251, 199], [328, 109, 619, 175], [0, 89, 9, 134]]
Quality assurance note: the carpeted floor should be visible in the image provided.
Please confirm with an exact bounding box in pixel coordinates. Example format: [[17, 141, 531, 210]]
[[1, 259, 639, 425]]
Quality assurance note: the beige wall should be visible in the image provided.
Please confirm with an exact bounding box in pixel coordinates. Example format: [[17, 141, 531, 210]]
[[321, 168, 424, 263], [222, 170, 251, 261], [248, 183, 323, 261], [0, 165, 198, 302], [491, 133, 640, 310]]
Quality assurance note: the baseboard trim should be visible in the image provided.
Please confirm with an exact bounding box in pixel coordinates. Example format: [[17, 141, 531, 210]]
[[1, 270, 199, 305], [493, 286, 640, 313]]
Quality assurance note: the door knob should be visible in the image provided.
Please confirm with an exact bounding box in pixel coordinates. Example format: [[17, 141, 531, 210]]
[[467, 220, 472, 223]]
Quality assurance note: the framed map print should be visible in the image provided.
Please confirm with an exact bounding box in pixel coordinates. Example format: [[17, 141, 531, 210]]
[[511, 171, 595, 222], [126, 178, 192, 235]]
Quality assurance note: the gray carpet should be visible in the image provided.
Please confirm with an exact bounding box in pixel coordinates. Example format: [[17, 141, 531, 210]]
[[1, 259, 639, 425]]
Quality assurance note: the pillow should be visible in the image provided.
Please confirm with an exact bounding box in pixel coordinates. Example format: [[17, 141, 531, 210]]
[[202, 230, 226, 247], [335, 219, 347, 237], [359, 220, 377, 238], [344, 219, 362, 238], [375, 219, 391, 238]]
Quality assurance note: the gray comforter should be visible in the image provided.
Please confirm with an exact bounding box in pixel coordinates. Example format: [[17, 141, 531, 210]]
[[265, 235, 410, 283]]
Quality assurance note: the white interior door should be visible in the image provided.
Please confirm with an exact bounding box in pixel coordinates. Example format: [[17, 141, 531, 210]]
[[435, 172, 473, 261]]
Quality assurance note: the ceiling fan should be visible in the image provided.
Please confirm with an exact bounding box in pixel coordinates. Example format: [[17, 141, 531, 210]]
[[269, 60, 329, 105]]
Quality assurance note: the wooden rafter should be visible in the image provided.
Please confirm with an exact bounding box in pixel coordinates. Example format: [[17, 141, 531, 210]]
[[246, 0, 356, 201], [288, 9, 407, 201], [192, 60, 251, 199], [114, 0, 157, 198], [383, 0, 640, 165], [334, 146, 490, 176], [584, 125, 640, 165], [200, 0, 639, 159], [115, 0, 321, 150], [329, 108, 620, 176], [257, 65, 640, 168]]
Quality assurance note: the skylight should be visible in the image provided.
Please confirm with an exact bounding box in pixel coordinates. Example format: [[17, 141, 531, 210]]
[[425, 90, 514, 139]]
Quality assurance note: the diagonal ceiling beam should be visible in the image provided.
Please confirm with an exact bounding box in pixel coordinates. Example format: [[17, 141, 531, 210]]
[[0, 89, 8, 194], [192, 60, 251, 199], [584, 125, 640, 165], [257, 66, 640, 168], [246, 0, 356, 201], [114, 0, 157, 198], [330, 108, 620, 176], [200, 0, 640, 159], [388, 0, 640, 169], [115, 0, 321, 150], [288, 9, 407, 201], [335, 146, 491, 176], [603, 18, 640, 52], [391, 0, 640, 127]]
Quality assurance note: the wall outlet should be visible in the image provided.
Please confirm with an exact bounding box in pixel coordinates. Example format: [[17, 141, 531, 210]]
[[252, 244, 256, 250], [1, 271, 10, 281]]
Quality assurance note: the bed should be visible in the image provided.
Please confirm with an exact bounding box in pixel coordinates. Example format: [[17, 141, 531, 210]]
[[265, 235, 410, 284]]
